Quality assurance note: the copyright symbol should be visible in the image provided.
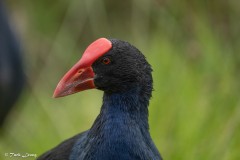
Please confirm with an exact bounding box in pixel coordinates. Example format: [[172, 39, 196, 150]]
[[5, 153, 8, 156]]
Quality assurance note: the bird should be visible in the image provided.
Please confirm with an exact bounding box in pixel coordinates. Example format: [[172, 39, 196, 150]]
[[0, 1, 25, 128], [37, 38, 162, 160]]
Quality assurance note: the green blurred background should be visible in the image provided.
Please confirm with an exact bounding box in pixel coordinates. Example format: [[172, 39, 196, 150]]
[[1, 0, 240, 159]]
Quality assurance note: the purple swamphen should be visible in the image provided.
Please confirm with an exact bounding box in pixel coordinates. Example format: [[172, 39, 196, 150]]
[[38, 38, 162, 160]]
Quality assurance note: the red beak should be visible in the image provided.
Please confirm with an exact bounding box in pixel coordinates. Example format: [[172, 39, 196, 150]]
[[53, 38, 112, 98], [53, 66, 95, 98]]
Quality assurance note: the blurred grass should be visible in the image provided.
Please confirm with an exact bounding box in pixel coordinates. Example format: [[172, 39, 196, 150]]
[[1, 0, 240, 160]]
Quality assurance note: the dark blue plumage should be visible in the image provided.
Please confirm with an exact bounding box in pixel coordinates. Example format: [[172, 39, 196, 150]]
[[70, 89, 160, 160], [0, 1, 25, 128], [38, 39, 162, 160]]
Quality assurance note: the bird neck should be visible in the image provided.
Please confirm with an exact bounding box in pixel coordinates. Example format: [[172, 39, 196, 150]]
[[89, 87, 150, 137], [69, 87, 161, 160]]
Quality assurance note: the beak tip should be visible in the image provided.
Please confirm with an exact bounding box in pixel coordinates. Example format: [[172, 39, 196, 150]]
[[53, 88, 62, 98], [52, 92, 58, 98]]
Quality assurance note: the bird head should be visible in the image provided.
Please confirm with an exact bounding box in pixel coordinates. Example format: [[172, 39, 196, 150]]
[[53, 38, 152, 98]]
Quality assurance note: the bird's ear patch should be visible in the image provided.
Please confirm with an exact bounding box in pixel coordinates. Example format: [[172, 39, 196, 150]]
[[78, 38, 112, 68]]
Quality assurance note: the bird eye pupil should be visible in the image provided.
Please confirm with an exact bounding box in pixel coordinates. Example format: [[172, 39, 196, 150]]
[[102, 58, 111, 65]]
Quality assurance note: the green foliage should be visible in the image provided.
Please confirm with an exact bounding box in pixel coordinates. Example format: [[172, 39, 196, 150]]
[[1, 0, 240, 160]]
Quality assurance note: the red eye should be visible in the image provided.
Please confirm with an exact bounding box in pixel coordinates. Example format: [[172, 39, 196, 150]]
[[102, 57, 111, 65]]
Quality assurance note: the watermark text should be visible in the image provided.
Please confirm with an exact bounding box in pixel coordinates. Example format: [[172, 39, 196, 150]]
[[4, 152, 37, 158]]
